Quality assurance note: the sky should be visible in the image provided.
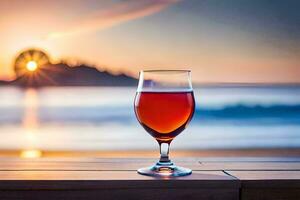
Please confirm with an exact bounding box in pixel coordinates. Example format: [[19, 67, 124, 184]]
[[0, 0, 299, 83]]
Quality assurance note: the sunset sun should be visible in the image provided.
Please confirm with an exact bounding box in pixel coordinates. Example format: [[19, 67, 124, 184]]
[[14, 49, 50, 77], [26, 61, 38, 72]]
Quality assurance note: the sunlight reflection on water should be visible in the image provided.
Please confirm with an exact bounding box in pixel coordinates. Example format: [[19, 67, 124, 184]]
[[21, 89, 42, 158]]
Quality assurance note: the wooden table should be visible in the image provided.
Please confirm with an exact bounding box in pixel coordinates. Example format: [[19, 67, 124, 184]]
[[0, 157, 299, 200]]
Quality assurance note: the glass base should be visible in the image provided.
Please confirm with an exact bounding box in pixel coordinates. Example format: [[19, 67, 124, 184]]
[[137, 161, 192, 177]]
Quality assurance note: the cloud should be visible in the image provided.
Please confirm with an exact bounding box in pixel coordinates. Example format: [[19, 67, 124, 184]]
[[48, 0, 180, 39]]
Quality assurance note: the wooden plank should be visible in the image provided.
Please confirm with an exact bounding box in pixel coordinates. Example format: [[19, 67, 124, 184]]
[[226, 171, 300, 200], [199, 157, 300, 162], [1, 156, 300, 163], [0, 170, 239, 200], [241, 188, 300, 200], [226, 170, 300, 188], [2, 158, 300, 200], [0, 171, 238, 190], [200, 162, 300, 170], [0, 157, 200, 163], [0, 188, 239, 200], [0, 158, 201, 171], [0, 161, 154, 171], [226, 170, 300, 181]]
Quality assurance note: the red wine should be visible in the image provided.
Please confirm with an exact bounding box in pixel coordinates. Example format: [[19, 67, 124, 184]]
[[134, 91, 195, 143]]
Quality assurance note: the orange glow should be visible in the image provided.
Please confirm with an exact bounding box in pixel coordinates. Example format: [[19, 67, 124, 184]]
[[26, 61, 38, 71], [20, 150, 42, 158], [21, 89, 42, 159], [0, 1, 299, 83], [23, 89, 39, 128]]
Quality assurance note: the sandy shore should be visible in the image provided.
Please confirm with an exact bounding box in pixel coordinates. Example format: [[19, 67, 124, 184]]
[[0, 148, 299, 158]]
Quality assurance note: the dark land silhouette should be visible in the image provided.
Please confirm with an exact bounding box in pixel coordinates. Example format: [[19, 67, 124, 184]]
[[0, 81, 7, 85], [0, 48, 138, 87], [0, 62, 138, 87], [4, 49, 299, 88]]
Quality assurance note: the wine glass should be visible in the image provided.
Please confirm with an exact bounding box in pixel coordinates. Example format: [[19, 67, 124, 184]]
[[134, 70, 195, 177]]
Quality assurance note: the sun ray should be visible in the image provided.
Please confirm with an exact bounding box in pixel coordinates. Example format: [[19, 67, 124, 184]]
[[14, 49, 50, 77], [23, 52, 33, 62], [36, 69, 57, 85]]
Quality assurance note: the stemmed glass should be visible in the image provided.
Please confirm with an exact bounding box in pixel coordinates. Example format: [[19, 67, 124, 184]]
[[134, 70, 195, 177]]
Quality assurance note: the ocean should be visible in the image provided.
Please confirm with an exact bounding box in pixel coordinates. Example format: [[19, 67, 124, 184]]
[[0, 86, 300, 153]]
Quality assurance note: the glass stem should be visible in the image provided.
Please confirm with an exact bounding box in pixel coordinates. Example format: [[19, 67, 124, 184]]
[[159, 142, 171, 163]]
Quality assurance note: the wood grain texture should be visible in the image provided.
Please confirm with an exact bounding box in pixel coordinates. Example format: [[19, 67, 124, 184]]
[[0, 188, 239, 200], [200, 162, 300, 170], [0, 171, 239, 190], [198, 157, 300, 162], [227, 170, 300, 200], [0, 158, 299, 200], [226, 170, 300, 188], [226, 170, 300, 180], [0, 158, 202, 171], [241, 188, 300, 200]]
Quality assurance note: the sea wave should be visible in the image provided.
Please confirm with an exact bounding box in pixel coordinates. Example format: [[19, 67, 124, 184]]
[[0, 103, 300, 125], [194, 104, 300, 120]]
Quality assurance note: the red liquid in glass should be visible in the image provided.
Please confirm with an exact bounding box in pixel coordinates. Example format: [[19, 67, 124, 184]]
[[134, 91, 195, 143]]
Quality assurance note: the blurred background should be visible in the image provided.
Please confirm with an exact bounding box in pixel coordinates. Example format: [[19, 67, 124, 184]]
[[0, 0, 299, 158]]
